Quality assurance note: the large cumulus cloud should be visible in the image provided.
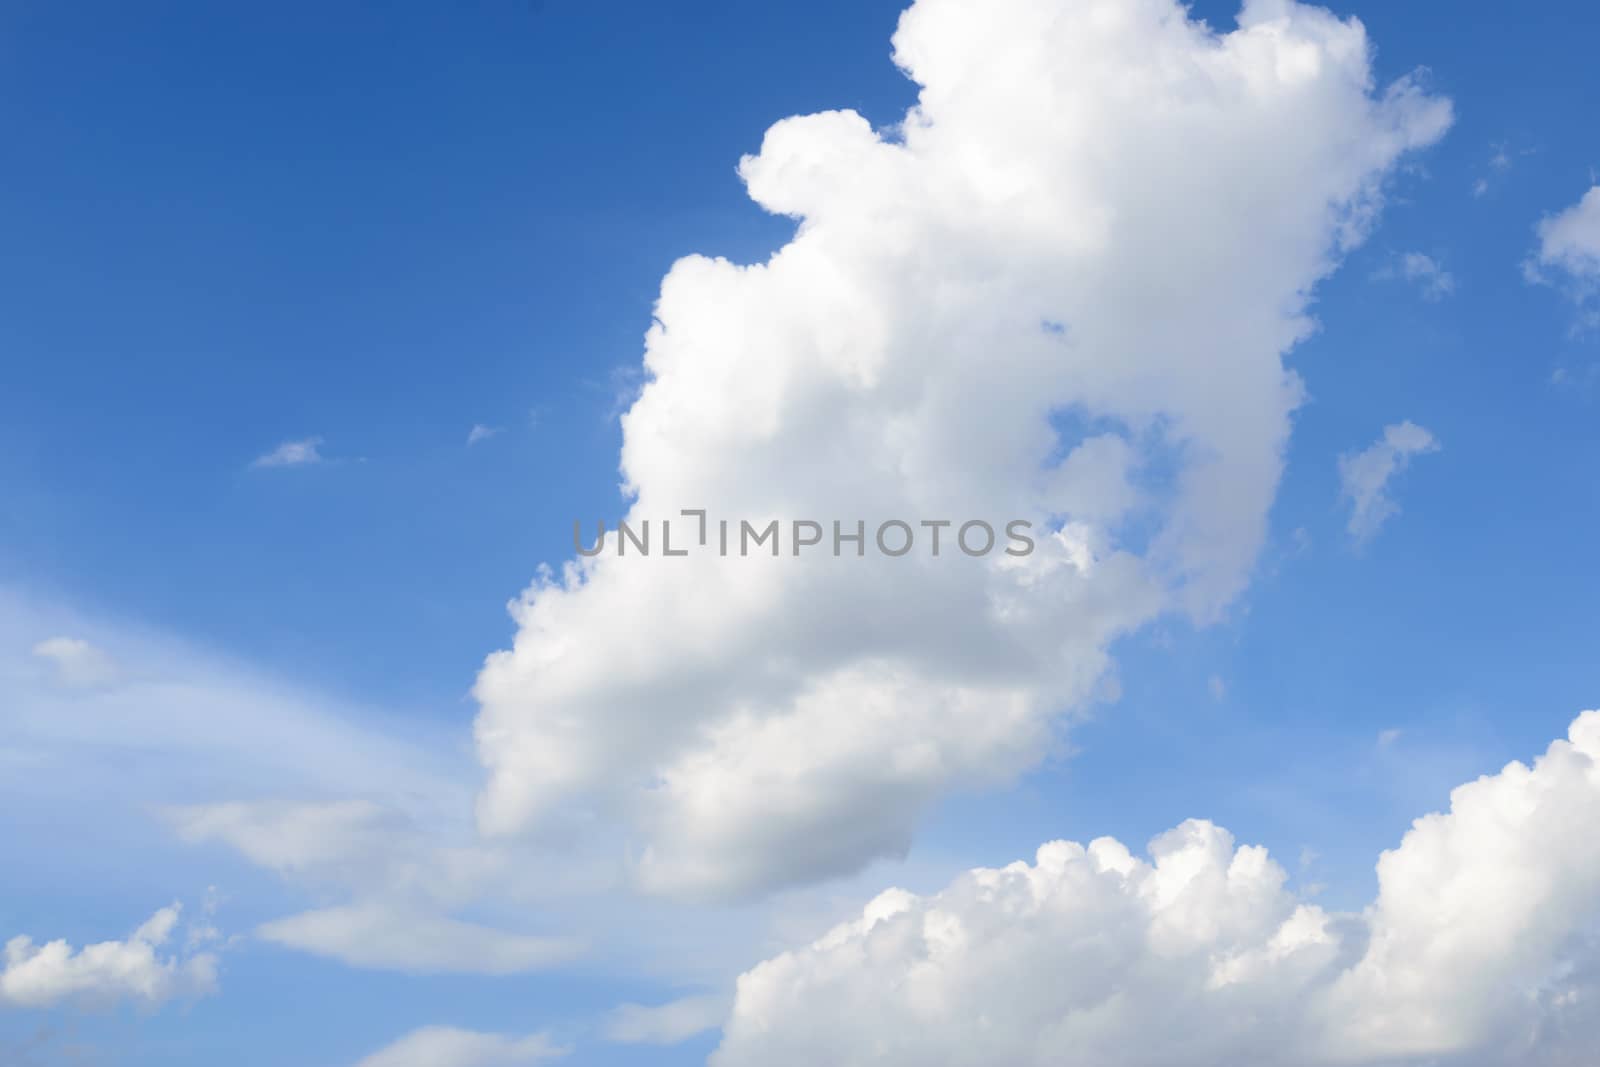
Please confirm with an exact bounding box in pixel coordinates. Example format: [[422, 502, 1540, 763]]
[[473, 0, 1451, 898], [714, 710, 1600, 1066]]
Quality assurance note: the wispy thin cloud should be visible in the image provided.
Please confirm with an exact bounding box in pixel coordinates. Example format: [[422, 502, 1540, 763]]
[[603, 993, 729, 1046], [1471, 140, 1532, 198], [1372, 252, 1455, 300], [1339, 421, 1440, 546], [354, 1027, 565, 1067], [250, 436, 324, 469], [31, 636, 120, 689], [582, 364, 647, 422], [1549, 363, 1599, 397], [467, 424, 502, 446]]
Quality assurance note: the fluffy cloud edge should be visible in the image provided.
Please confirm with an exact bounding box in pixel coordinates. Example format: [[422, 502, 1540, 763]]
[[1526, 184, 1600, 332], [712, 708, 1600, 1066], [471, 0, 1454, 900], [0, 903, 219, 1011]]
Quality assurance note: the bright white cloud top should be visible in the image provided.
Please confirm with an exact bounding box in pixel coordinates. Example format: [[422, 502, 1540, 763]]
[[0, 904, 217, 1010], [472, 0, 1452, 899], [712, 710, 1600, 1067], [9, 0, 1600, 1064]]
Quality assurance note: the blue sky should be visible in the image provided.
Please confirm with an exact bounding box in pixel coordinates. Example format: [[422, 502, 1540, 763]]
[[2, 2, 1599, 1065]]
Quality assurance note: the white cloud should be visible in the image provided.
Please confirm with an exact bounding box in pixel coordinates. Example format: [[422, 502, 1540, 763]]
[[0, 591, 571, 979], [1549, 362, 1599, 396], [1535, 187, 1600, 276], [3, 590, 818, 990], [257, 904, 579, 975], [0, 904, 218, 1010], [713, 710, 1600, 1067], [29, 636, 119, 688], [354, 1027, 564, 1067], [1338, 421, 1439, 545], [1373, 251, 1455, 300], [169, 801, 582, 976], [1, 588, 457, 802], [1471, 141, 1517, 198], [468, 424, 502, 446], [2, 591, 798, 989], [1527, 185, 1600, 326], [472, 0, 1451, 900], [166, 800, 492, 902], [162, 791, 957, 992], [0, 592, 467, 809], [604, 993, 729, 1045], [250, 436, 325, 469]]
